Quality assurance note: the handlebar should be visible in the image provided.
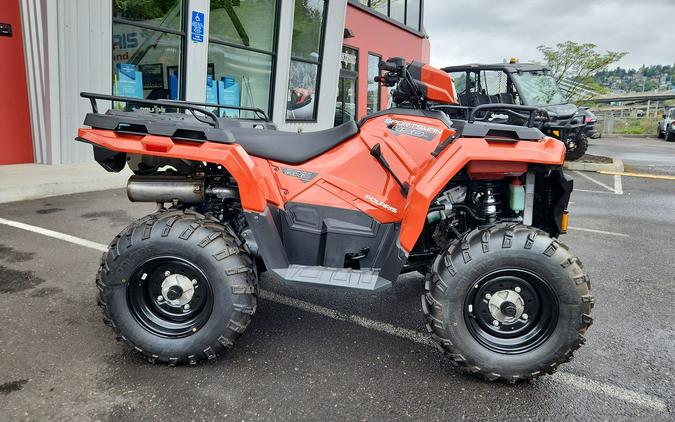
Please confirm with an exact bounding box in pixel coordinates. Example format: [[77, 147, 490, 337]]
[[378, 61, 401, 73]]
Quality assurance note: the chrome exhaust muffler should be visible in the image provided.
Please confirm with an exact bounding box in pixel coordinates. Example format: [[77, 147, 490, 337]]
[[127, 175, 205, 203]]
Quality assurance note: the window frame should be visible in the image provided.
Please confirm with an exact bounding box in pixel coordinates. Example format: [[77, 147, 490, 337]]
[[367, 52, 382, 114], [286, 0, 329, 122], [207, 0, 281, 119], [112, 0, 189, 100]]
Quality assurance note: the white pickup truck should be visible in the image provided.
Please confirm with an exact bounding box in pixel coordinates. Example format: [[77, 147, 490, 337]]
[[658, 108, 675, 141]]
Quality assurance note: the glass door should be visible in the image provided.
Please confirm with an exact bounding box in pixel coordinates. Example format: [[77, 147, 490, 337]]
[[335, 46, 358, 126]]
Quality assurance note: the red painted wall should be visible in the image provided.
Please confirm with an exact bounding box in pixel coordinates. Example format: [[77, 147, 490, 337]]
[[343, 4, 431, 119], [0, 0, 34, 164]]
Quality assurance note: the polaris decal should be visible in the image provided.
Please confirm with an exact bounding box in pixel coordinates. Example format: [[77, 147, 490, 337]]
[[384, 118, 442, 141], [365, 194, 398, 214], [281, 167, 318, 183]]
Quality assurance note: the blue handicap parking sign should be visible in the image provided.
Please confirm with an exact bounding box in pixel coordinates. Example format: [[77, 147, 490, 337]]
[[191, 11, 204, 42]]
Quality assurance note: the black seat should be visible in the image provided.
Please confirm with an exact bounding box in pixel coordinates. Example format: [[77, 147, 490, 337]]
[[228, 120, 359, 164]]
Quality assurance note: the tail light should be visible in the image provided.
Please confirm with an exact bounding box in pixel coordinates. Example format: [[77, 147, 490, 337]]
[[585, 117, 595, 123]]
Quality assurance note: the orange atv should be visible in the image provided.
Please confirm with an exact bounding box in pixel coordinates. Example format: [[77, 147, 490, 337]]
[[77, 58, 593, 382]]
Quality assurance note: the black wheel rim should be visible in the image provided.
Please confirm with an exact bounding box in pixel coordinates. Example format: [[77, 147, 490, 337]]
[[464, 268, 559, 354], [127, 257, 213, 338]]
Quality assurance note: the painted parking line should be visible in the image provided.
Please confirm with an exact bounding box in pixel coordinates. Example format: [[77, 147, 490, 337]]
[[573, 189, 616, 194], [567, 226, 630, 238], [0, 217, 108, 252], [573, 171, 620, 194], [614, 174, 624, 195], [599, 171, 675, 181], [0, 217, 667, 412], [262, 290, 666, 412]]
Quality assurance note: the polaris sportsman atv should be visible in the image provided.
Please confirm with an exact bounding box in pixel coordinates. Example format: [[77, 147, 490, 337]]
[[442, 63, 589, 160], [76, 58, 593, 382]]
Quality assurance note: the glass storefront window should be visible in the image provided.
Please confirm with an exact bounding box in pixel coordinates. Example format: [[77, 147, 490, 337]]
[[209, 0, 277, 52], [287, 0, 327, 121], [341, 46, 358, 73], [406, 0, 420, 30], [112, 21, 183, 102], [113, 0, 183, 30], [389, 0, 405, 23], [207, 43, 273, 119], [358, 0, 422, 31], [290, 0, 326, 62], [370, 0, 388, 16], [367, 54, 381, 114], [287, 61, 319, 120]]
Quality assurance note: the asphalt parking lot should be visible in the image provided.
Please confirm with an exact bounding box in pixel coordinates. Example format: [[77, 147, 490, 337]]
[[0, 148, 674, 420]]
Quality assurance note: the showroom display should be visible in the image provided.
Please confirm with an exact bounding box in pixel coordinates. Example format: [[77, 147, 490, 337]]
[[76, 58, 593, 383]]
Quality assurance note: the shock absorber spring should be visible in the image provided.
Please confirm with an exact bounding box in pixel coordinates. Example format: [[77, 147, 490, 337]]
[[480, 182, 502, 223]]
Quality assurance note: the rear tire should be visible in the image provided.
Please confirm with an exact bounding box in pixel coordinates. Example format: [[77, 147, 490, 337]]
[[422, 224, 593, 382], [97, 209, 257, 365], [565, 134, 588, 161]]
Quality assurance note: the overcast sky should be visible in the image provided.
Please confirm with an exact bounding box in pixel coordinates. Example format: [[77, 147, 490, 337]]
[[424, 0, 675, 70]]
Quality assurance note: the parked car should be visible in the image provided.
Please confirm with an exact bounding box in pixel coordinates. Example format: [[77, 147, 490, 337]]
[[578, 106, 600, 139], [658, 108, 675, 141]]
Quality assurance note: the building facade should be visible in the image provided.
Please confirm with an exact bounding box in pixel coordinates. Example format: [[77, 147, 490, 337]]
[[1, 0, 427, 165]]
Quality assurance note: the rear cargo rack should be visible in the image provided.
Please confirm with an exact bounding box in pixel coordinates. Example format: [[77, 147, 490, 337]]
[[80, 92, 270, 128]]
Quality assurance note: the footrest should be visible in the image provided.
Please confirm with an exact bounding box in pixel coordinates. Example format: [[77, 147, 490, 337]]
[[273, 265, 391, 291]]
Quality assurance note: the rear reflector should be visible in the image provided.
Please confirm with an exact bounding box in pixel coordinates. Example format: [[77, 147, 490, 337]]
[[561, 211, 569, 234]]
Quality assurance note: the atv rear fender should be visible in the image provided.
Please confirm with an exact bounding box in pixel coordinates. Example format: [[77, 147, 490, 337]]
[[77, 128, 281, 211]]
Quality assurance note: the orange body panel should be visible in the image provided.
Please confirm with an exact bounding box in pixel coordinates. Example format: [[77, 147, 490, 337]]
[[420, 64, 458, 104], [79, 112, 565, 254]]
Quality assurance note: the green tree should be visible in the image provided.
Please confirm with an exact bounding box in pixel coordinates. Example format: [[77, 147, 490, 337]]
[[537, 41, 627, 99]]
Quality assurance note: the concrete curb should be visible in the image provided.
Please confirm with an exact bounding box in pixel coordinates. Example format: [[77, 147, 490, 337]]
[[564, 158, 624, 173], [0, 163, 131, 204]]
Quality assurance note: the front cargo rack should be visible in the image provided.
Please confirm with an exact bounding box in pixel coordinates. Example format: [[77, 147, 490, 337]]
[[80, 92, 270, 128]]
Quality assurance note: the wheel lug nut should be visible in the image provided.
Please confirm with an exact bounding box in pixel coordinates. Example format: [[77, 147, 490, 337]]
[[485, 293, 492, 300], [492, 320, 500, 326], [157, 296, 164, 302], [522, 313, 529, 320], [183, 304, 190, 311], [164, 270, 171, 277], [514, 286, 521, 293], [192, 279, 198, 285]]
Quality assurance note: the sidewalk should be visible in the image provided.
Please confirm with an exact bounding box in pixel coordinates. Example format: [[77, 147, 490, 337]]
[[0, 162, 131, 204]]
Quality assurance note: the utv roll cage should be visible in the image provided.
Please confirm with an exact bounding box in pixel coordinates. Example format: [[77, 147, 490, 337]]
[[441, 62, 556, 108]]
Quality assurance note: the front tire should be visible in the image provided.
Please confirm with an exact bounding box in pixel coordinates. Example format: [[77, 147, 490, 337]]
[[422, 224, 593, 382], [97, 210, 257, 365], [565, 134, 588, 161]]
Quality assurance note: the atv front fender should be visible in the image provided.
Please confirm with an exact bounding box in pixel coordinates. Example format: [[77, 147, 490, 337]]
[[399, 136, 566, 252]]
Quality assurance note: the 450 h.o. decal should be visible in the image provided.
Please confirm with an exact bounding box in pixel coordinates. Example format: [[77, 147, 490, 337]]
[[385, 118, 442, 141]]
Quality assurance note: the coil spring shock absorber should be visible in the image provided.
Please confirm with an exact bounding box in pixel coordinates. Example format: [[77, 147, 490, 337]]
[[479, 182, 502, 223]]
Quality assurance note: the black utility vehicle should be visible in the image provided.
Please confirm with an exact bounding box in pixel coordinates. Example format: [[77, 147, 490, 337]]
[[442, 63, 588, 160]]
